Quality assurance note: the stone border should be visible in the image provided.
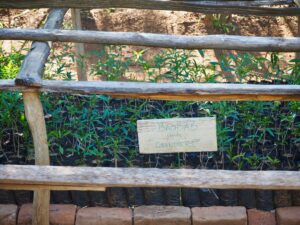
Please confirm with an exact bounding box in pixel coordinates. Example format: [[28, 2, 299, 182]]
[[0, 204, 299, 225]]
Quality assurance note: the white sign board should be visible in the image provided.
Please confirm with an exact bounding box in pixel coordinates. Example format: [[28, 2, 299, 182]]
[[137, 117, 218, 154]]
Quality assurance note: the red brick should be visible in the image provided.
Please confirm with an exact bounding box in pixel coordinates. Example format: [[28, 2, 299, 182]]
[[247, 209, 276, 225], [134, 206, 191, 225], [76, 207, 132, 225], [192, 206, 247, 225], [0, 204, 18, 225], [276, 207, 300, 225], [18, 204, 77, 225], [17, 204, 31, 225], [49, 204, 77, 225]]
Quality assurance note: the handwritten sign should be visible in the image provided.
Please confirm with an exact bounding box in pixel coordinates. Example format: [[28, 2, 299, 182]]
[[137, 117, 217, 154]]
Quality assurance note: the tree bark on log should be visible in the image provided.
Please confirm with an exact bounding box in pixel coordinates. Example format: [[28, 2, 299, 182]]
[[1, 80, 299, 101], [23, 93, 50, 225], [71, 9, 88, 81], [2, 28, 300, 52], [0, 0, 297, 16], [0, 165, 299, 190], [15, 9, 67, 87]]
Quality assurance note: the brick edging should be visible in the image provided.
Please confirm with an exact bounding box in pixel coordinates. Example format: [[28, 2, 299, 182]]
[[0, 204, 299, 225]]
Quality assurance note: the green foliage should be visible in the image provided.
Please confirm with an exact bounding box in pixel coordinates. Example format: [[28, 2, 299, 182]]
[[149, 49, 218, 83], [44, 43, 75, 80], [0, 44, 299, 169], [211, 14, 236, 34], [0, 91, 31, 159], [90, 46, 300, 85], [0, 47, 24, 79], [91, 46, 132, 81]]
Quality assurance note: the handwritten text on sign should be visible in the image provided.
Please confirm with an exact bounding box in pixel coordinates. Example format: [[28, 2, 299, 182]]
[[137, 117, 217, 154]]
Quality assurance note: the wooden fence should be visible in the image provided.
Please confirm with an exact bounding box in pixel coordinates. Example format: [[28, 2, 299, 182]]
[[0, 1, 300, 225]]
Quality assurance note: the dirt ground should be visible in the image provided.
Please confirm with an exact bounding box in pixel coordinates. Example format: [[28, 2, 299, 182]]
[[2, 9, 296, 33], [1, 8, 299, 80]]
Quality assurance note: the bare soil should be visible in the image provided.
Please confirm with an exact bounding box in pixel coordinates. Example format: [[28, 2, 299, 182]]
[[1, 8, 299, 80]]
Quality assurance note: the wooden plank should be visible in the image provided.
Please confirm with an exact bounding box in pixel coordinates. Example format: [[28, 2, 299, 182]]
[[137, 117, 218, 154], [71, 9, 88, 81], [2, 28, 300, 52], [1, 80, 299, 101], [0, 165, 299, 190], [15, 9, 67, 87], [0, 0, 298, 16], [0, 184, 105, 191]]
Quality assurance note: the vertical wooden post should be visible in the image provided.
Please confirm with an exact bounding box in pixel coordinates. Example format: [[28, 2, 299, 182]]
[[71, 9, 88, 81], [23, 92, 50, 225], [15, 9, 67, 225], [295, 1, 300, 59], [296, 15, 300, 59]]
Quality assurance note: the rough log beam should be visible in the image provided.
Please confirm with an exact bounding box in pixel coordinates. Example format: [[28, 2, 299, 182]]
[[0, 80, 300, 101], [0, 165, 299, 190], [0, 184, 105, 191], [15, 10, 67, 87], [0, 0, 297, 16], [2, 28, 300, 52]]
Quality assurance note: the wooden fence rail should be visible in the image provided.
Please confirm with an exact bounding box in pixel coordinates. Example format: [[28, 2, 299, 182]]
[[2, 28, 300, 52], [0, 0, 298, 16], [0, 165, 299, 190], [1, 80, 300, 101]]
